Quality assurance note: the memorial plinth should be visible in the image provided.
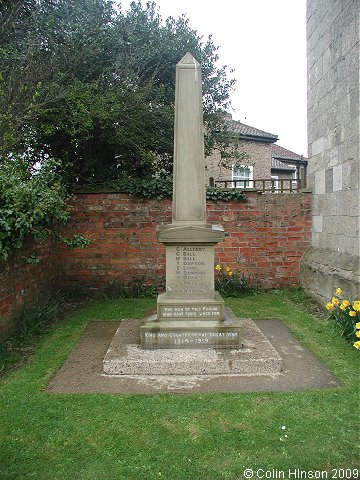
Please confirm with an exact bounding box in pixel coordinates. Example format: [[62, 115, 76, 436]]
[[140, 53, 241, 349]]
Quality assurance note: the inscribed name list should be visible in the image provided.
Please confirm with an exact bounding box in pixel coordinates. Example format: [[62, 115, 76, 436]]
[[166, 245, 214, 298]]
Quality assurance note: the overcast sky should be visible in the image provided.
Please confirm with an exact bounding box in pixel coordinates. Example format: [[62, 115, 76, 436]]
[[120, 0, 308, 157]]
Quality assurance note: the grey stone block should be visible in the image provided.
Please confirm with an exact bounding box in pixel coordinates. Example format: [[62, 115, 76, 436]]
[[103, 316, 282, 376]]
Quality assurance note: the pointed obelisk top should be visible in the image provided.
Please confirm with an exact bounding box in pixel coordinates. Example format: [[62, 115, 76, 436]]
[[172, 53, 206, 224], [177, 52, 201, 67]]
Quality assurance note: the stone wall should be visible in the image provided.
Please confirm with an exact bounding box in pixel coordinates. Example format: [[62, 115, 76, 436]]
[[205, 140, 272, 185], [58, 192, 311, 293], [301, 0, 360, 303], [0, 242, 58, 341]]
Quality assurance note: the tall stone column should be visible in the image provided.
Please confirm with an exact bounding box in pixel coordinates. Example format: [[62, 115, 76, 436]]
[[140, 53, 241, 349], [172, 53, 206, 225]]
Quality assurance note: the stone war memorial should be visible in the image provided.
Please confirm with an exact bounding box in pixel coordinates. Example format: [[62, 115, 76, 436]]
[[141, 52, 241, 349], [103, 54, 282, 376]]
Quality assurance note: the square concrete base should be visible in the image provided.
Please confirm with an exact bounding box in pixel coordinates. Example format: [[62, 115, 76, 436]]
[[103, 313, 282, 376]]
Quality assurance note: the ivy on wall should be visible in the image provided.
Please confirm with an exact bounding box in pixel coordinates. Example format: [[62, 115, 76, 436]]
[[72, 176, 247, 202]]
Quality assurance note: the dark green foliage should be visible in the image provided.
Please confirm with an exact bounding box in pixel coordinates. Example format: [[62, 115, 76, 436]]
[[0, 156, 90, 262], [75, 174, 174, 199], [74, 176, 247, 202], [206, 186, 246, 202], [0, 156, 67, 261], [0, 0, 238, 184]]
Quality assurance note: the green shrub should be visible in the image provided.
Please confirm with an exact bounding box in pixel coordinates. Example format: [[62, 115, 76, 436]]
[[0, 156, 89, 262]]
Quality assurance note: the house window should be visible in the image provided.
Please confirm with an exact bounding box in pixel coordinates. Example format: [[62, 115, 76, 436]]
[[271, 175, 279, 192], [232, 165, 253, 188], [291, 168, 298, 187]]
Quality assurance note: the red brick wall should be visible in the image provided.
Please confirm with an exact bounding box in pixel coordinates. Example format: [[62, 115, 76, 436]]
[[59, 192, 311, 293], [0, 192, 311, 339], [0, 242, 58, 341]]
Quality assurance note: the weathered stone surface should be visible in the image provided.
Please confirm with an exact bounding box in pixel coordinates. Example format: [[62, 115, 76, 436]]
[[141, 307, 238, 349], [157, 291, 225, 321], [172, 53, 206, 225], [164, 244, 215, 299], [300, 246, 360, 304], [139, 53, 234, 349], [302, 1, 359, 301], [104, 315, 282, 375]]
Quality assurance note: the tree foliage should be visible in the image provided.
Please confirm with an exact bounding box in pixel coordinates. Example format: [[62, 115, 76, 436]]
[[0, 156, 89, 262], [0, 0, 237, 185]]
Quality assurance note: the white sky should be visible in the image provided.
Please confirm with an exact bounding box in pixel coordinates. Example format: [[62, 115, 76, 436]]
[[120, 0, 308, 157]]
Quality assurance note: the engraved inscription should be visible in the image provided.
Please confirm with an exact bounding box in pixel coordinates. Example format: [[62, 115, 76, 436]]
[[144, 330, 239, 346], [160, 305, 220, 318], [166, 245, 214, 298]]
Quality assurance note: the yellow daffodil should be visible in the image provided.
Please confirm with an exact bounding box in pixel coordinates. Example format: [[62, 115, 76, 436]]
[[335, 288, 342, 295], [352, 300, 360, 312], [340, 299, 350, 310], [226, 266, 231, 272], [356, 322, 360, 329], [356, 331, 360, 338], [326, 302, 334, 310], [349, 310, 357, 317], [331, 297, 340, 305], [215, 264, 221, 271], [228, 271, 233, 276], [353, 341, 360, 350]]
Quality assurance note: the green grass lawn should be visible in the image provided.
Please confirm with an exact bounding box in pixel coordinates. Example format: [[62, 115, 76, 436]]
[[0, 290, 359, 480]]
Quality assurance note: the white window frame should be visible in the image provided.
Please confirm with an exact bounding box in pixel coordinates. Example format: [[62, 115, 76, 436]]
[[291, 168, 298, 187], [232, 165, 254, 188], [271, 175, 279, 192]]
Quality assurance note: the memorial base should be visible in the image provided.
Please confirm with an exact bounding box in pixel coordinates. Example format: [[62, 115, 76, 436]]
[[140, 308, 241, 349], [103, 314, 283, 376], [157, 291, 225, 321]]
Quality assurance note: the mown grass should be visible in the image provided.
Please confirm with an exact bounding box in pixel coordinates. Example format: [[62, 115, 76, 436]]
[[0, 290, 359, 480]]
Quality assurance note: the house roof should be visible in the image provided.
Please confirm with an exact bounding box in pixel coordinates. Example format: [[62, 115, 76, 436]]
[[227, 119, 278, 143], [272, 144, 304, 161], [224, 114, 307, 168], [271, 144, 307, 171]]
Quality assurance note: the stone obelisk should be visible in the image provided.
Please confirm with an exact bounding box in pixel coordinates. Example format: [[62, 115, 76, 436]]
[[140, 53, 241, 349]]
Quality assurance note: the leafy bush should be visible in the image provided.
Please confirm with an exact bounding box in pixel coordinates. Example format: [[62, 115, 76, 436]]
[[0, 156, 89, 262], [326, 288, 360, 348]]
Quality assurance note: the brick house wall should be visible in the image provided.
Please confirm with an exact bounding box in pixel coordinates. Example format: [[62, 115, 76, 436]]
[[205, 140, 272, 185]]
